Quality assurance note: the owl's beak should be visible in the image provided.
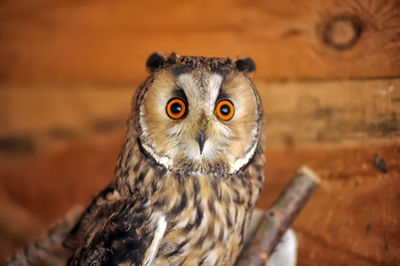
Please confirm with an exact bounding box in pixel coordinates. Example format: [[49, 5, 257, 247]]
[[196, 130, 207, 154]]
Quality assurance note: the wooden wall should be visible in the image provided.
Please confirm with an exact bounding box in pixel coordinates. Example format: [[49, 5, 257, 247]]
[[1, 0, 400, 83], [0, 0, 399, 265]]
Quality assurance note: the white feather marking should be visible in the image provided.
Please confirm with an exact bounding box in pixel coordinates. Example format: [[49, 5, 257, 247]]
[[207, 74, 223, 106], [230, 137, 258, 173], [203, 248, 220, 265], [143, 215, 167, 266], [229, 89, 260, 173]]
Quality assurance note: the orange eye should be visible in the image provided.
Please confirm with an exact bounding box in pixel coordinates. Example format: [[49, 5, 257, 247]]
[[166, 98, 187, 120], [216, 99, 235, 121]]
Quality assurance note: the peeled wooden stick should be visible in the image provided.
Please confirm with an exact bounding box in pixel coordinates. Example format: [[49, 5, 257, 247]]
[[236, 166, 321, 266]]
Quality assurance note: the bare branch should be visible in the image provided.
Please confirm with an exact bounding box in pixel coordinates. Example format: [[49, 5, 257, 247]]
[[236, 166, 320, 266]]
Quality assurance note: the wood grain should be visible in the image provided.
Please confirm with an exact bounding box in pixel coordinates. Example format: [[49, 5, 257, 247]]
[[0, 78, 398, 159], [258, 78, 400, 147], [0, 0, 399, 83], [259, 141, 400, 266]]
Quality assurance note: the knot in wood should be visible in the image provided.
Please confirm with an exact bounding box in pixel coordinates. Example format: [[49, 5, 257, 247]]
[[323, 15, 363, 51]]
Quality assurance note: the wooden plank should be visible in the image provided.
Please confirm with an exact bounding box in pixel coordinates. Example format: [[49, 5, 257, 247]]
[[0, 0, 399, 83], [0, 78, 399, 158], [0, 85, 132, 135], [0, 85, 132, 155], [258, 78, 400, 146], [0, 136, 398, 264]]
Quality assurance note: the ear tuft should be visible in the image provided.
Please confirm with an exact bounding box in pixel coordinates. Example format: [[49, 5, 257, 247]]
[[234, 57, 256, 73], [167, 52, 180, 64], [146, 52, 167, 72]]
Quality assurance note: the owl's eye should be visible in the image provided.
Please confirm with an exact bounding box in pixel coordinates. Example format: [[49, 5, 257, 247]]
[[166, 98, 187, 120], [216, 99, 235, 121]]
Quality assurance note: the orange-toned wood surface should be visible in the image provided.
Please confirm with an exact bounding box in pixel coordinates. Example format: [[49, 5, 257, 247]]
[[1, 0, 399, 83], [0, 136, 399, 265], [1, 78, 399, 158], [259, 142, 400, 265], [1, 0, 399, 264]]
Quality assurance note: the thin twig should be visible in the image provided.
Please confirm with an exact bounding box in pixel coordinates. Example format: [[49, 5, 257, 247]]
[[236, 166, 320, 266]]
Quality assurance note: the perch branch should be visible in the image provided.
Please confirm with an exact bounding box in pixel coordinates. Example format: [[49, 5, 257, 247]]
[[236, 166, 321, 266]]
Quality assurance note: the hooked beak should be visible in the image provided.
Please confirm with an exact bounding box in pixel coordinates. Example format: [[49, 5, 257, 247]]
[[196, 130, 207, 154]]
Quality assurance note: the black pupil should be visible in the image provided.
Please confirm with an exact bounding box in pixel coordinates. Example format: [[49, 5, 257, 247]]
[[220, 104, 231, 116], [171, 102, 182, 114]]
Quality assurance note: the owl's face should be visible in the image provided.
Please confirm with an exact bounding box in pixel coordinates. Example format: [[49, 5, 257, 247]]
[[136, 54, 263, 176]]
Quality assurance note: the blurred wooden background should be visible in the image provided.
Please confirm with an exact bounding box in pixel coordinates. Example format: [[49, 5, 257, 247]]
[[0, 0, 399, 265]]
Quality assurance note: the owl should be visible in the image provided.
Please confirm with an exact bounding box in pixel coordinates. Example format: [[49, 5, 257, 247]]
[[7, 53, 266, 266]]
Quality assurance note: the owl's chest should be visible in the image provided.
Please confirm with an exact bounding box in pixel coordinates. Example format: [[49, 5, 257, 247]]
[[152, 174, 253, 265]]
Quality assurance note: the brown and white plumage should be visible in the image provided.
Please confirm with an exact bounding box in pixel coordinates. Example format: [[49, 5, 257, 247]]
[[7, 53, 266, 266]]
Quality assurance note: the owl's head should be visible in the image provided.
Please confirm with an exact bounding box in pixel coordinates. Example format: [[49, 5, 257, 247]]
[[134, 53, 264, 176]]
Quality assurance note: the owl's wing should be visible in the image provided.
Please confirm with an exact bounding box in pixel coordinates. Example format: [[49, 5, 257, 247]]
[[63, 186, 117, 251], [67, 196, 166, 266]]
